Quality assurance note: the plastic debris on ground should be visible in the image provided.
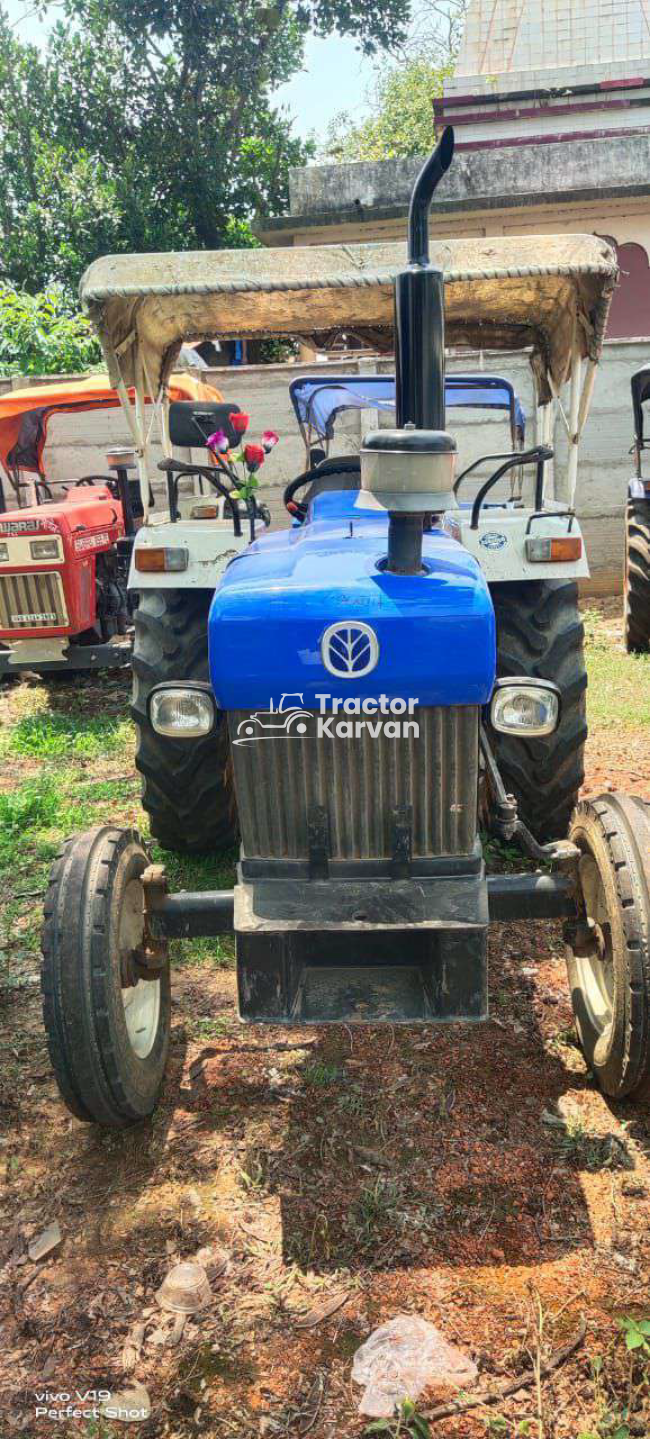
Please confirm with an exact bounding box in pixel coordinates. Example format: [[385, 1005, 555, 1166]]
[[352, 1314, 478, 1417]]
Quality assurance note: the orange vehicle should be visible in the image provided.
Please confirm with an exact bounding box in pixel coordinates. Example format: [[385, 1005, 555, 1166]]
[[0, 372, 222, 676]]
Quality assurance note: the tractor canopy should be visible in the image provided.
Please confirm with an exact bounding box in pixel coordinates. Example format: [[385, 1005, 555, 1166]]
[[0, 371, 220, 483], [289, 373, 526, 452], [79, 232, 617, 514]]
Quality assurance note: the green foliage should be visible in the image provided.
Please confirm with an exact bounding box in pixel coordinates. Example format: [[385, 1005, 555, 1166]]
[[583, 609, 650, 730], [0, 709, 131, 759], [0, 284, 101, 376], [365, 1398, 432, 1438], [325, 57, 453, 161], [619, 1316, 650, 1354], [0, 0, 410, 295], [0, 777, 61, 834]]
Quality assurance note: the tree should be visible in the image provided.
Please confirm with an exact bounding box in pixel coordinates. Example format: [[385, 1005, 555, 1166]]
[[0, 0, 412, 295], [325, 57, 453, 161], [324, 0, 467, 161], [398, 0, 468, 64], [0, 285, 101, 376]]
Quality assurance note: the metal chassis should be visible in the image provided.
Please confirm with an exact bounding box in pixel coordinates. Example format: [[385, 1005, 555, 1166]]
[[0, 639, 132, 675], [139, 866, 578, 1024], [145, 871, 578, 938]]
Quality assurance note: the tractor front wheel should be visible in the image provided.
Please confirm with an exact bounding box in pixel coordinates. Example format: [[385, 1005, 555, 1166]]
[[625, 497, 650, 653], [132, 589, 238, 853], [567, 794, 650, 1101], [489, 580, 587, 841], [41, 827, 171, 1127]]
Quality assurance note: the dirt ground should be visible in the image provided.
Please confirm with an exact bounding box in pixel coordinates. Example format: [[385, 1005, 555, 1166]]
[[0, 600, 649, 1439]]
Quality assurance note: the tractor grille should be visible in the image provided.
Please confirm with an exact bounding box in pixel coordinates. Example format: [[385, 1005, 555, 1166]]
[[229, 705, 479, 861], [0, 571, 68, 630]]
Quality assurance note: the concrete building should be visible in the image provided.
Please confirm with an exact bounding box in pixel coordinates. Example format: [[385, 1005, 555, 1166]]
[[257, 0, 650, 588], [261, 0, 650, 346]]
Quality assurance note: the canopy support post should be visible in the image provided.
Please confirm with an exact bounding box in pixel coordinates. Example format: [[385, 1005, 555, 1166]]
[[564, 348, 583, 510], [133, 353, 150, 522]]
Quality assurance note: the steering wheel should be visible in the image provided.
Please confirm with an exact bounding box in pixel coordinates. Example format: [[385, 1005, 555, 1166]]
[[74, 480, 117, 492], [283, 456, 361, 521]]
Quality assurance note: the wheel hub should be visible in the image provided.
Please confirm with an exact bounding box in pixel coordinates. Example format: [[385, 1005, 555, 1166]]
[[119, 877, 161, 1060], [573, 853, 615, 1036]]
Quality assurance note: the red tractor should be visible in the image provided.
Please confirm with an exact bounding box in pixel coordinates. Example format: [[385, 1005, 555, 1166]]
[[0, 484, 130, 673], [0, 372, 221, 676]]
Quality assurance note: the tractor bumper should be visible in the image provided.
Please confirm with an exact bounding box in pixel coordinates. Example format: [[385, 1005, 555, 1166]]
[[0, 637, 132, 675], [144, 869, 580, 1027]]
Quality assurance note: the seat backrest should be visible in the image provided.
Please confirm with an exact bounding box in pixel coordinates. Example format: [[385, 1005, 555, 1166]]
[[168, 401, 241, 450]]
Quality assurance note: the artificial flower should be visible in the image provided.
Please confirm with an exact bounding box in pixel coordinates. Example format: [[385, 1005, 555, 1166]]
[[244, 442, 265, 472], [261, 429, 279, 452], [206, 429, 229, 454], [230, 411, 250, 435]]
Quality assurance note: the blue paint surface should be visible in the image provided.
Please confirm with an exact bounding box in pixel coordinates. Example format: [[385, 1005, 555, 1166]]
[[209, 489, 496, 709]]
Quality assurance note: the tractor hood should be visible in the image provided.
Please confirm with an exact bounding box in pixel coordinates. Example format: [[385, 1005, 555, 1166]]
[[0, 487, 121, 543], [208, 491, 496, 710]]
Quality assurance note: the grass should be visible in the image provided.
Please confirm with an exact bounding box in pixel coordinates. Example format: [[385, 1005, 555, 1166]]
[[0, 709, 132, 760], [0, 678, 237, 980], [583, 607, 650, 729]]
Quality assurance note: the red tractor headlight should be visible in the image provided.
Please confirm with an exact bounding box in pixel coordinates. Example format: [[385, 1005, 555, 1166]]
[[30, 538, 61, 560]]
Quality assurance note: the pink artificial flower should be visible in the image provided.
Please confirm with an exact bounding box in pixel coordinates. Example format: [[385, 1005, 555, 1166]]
[[207, 429, 229, 454], [261, 429, 279, 453]]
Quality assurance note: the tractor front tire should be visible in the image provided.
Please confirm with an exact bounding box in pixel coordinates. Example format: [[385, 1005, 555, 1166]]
[[132, 589, 238, 853], [41, 827, 171, 1127], [567, 794, 650, 1101], [489, 580, 587, 842], [625, 497, 650, 653]]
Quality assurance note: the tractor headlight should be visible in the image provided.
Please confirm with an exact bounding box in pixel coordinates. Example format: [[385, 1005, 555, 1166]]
[[30, 538, 60, 560], [490, 679, 560, 737], [149, 683, 216, 738]]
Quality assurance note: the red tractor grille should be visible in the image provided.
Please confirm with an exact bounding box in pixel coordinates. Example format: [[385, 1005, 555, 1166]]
[[0, 572, 68, 630]]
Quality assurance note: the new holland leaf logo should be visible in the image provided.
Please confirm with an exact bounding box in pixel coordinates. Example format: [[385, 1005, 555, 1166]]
[[321, 621, 379, 678]]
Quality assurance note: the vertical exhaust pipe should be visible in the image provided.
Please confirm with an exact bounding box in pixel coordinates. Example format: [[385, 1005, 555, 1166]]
[[395, 125, 455, 433], [360, 128, 457, 575], [386, 127, 455, 573]]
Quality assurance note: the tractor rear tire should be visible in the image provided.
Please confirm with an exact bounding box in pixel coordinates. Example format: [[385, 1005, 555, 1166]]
[[567, 794, 650, 1101], [625, 497, 650, 654], [41, 827, 171, 1127], [489, 580, 587, 842], [132, 589, 238, 853]]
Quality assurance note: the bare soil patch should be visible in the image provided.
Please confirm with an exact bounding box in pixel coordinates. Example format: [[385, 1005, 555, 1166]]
[[0, 603, 648, 1438]]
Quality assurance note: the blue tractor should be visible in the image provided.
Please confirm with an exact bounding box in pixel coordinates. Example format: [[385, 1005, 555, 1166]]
[[41, 130, 650, 1126]]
